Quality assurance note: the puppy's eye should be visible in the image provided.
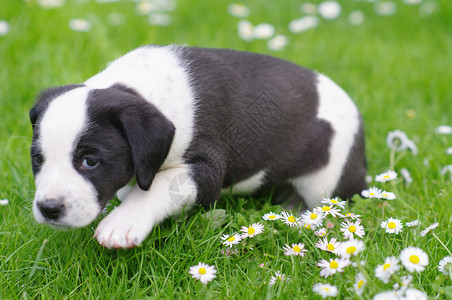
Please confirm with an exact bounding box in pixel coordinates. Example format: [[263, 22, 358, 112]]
[[32, 154, 45, 166], [81, 157, 99, 169]]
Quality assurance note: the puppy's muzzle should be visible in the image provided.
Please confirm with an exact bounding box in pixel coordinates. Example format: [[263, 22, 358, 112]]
[[37, 198, 65, 220]]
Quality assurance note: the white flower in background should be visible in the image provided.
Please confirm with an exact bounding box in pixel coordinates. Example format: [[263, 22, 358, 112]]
[[386, 130, 410, 151], [380, 190, 396, 200], [318, 1, 341, 20], [221, 233, 242, 247], [341, 212, 362, 220], [314, 205, 341, 217], [441, 165, 452, 181], [107, 13, 125, 26], [420, 222, 439, 237], [317, 257, 351, 278], [312, 282, 338, 298], [240, 222, 264, 238], [373, 291, 398, 300], [400, 247, 429, 273], [288, 16, 319, 34], [393, 274, 413, 292], [338, 239, 365, 258], [447, 147, 452, 155], [354, 272, 367, 296], [37, 0, 64, 8], [403, 0, 422, 5], [375, 1, 397, 16], [268, 35, 289, 52], [438, 256, 452, 276], [381, 218, 403, 234], [322, 197, 346, 209], [349, 10, 365, 26], [375, 256, 401, 283], [280, 210, 302, 227], [436, 125, 452, 135], [400, 288, 428, 300], [262, 212, 282, 221], [406, 220, 419, 227], [361, 187, 382, 199], [253, 23, 275, 39], [400, 168, 413, 186], [314, 227, 327, 237], [269, 271, 286, 286], [340, 219, 365, 239], [227, 3, 250, 18], [301, 209, 325, 228], [237, 20, 254, 41], [300, 2, 317, 14], [406, 139, 418, 155], [69, 18, 92, 32], [375, 170, 398, 183], [0, 20, 10, 36], [135, 0, 176, 14], [188, 262, 216, 284], [419, 1, 437, 16], [282, 243, 308, 257], [315, 237, 341, 254], [148, 13, 172, 26]]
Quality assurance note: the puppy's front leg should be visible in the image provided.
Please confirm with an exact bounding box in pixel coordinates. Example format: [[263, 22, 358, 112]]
[[94, 166, 197, 249]]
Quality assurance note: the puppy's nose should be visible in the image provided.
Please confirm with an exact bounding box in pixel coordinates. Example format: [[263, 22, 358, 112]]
[[38, 199, 65, 220]]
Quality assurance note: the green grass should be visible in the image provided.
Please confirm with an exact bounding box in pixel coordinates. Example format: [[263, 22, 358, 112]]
[[1, 0, 451, 298]]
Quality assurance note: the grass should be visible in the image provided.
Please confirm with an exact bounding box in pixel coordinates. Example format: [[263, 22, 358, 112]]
[[0, 0, 451, 298]]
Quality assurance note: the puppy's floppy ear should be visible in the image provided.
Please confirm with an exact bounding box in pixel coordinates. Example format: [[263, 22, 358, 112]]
[[102, 86, 176, 191]]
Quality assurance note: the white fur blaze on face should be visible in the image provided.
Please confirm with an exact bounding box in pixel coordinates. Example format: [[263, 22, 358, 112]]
[[33, 88, 100, 228], [291, 74, 360, 209]]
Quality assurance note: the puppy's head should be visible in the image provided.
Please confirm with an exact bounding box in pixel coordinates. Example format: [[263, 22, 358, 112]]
[[29, 84, 175, 228]]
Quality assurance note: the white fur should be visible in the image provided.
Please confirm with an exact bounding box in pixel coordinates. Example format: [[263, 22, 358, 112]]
[[94, 165, 197, 248], [222, 170, 266, 194], [33, 88, 100, 227], [291, 74, 360, 209]]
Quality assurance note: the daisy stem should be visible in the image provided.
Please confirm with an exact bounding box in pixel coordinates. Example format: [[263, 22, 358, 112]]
[[432, 232, 452, 256], [389, 148, 395, 170]]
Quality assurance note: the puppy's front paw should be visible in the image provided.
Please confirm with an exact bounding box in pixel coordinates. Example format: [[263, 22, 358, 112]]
[[94, 209, 149, 249]]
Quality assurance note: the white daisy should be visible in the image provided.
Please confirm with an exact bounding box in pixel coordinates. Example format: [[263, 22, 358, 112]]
[[318, 1, 341, 20], [441, 165, 452, 180], [0, 199, 9, 206], [380, 190, 396, 200], [361, 187, 382, 199], [401, 289, 428, 300], [374, 1, 397, 16], [314, 227, 327, 237], [253, 23, 274, 39], [447, 147, 452, 155], [315, 237, 341, 254], [375, 170, 398, 183], [267, 35, 289, 52], [438, 256, 452, 276], [406, 139, 418, 155], [375, 256, 401, 284], [288, 16, 319, 34], [400, 168, 413, 186], [280, 211, 302, 227], [300, 2, 317, 14], [322, 197, 346, 209], [314, 205, 342, 217], [372, 290, 398, 300], [282, 243, 307, 257], [381, 217, 403, 234], [341, 212, 362, 220], [262, 212, 282, 221], [406, 220, 419, 227], [237, 20, 254, 41], [353, 272, 367, 296], [227, 3, 250, 18], [420, 222, 439, 237], [148, 13, 172, 27], [301, 210, 325, 228], [436, 125, 452, 135], [220, 233, 242, 247], [188, 262, 216, 284], [312, 282, 338, 298], [0, 20, 10, 36], [37, 0, 64, 8], [240, 222, 264, 238], [393, 274, 413, 292], [269, 271, 286, 286], [400, 247, 429, 273], [68, 18, 92, 32], [349, 10, 365, 26], [317, 257, 350, 278], [338, 239, 365, 258], [386, 130, 410, 151], [340, 219, 365, 240]]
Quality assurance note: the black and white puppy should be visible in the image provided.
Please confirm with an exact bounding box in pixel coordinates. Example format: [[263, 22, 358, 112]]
[[30, 45, 367, 249]]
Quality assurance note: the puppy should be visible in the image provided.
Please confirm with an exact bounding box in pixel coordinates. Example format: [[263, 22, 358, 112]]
[[30, 45, 367, 249]]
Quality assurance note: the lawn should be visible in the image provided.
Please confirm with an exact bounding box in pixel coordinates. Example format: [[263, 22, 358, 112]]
[[0, 0, 451, 298]]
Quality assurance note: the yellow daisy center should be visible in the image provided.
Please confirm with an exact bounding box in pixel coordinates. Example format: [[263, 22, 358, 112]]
[[409, 255, 420, 264], [349, 225, 357, 233], [388, 222, 396, 229], [322, 206, 331, 211], [199, 268, 206, 275], [310, 213, 317, 220], [288, 216, 296, 223], [330, 261, 339, 269], [304, 224, 311, 229], [322, 287, 330, 292], [227, 236, 235, 242], [248, 227, 255, 235], [346, 246, 357, 254], [382, 193, 388, 197], [370, 192, 375, 196], [383, 263, 391, 270], [358, 280, 364, 289], [331, 199, 338, 204], [383, 175, 390, 179], [293, 245, 301, 252], [327, 243, 335, 251], [269, 215, 276, 220]]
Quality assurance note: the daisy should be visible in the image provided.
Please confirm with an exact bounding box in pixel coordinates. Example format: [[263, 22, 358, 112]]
[[400, 247, 429, 273], [438, 256, 452, 276], [188, 262, 216, 284], [269, 271, 286, 286], [405, 220, 419, 227], [314, 227, 327, 237], [372, 291, 398, 300], [353, 272, 367, 296], [386, 130, 410, 151], [237, 20, 254, 41], [436, 125, 452, 135], [0, 20, 10, 36], [375, 256, 401, 283], [0, 199, 9, 206], [341, 212, 362, 220], [338, 239, 365, 258], [280, 211, 302, 227], [420, 222, 439, 237], [381, 217, 403, 234], [322, 197, 347, 209], [282, 243, 307, 257], [400, 168, 413, 186], [314, 205, 342, 217], [361, 187, 382, 199], [262, 212, 282, 221], [380, 190, 396, 200], [406, 139, 418, 155], [375, 170, 398, 183], [253, 23, 274, 39], [318, 1, 342, 20], [315, 237, 341, 254], [349, 10, 365, 26], [340, 219, 365, 240], [393, 274, 412, 292], [288, 16, 319, 34], [68, 18, 92, 32], [267, 35, 289, 52], [220, 233, 242, 247], [317, 257, 351, 278], [400, 289, 428, 300], [301, 210, 325, 228], [240, 222, 264, 238], [312, 282, 338, 298], [227, 3, 250, 18]]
